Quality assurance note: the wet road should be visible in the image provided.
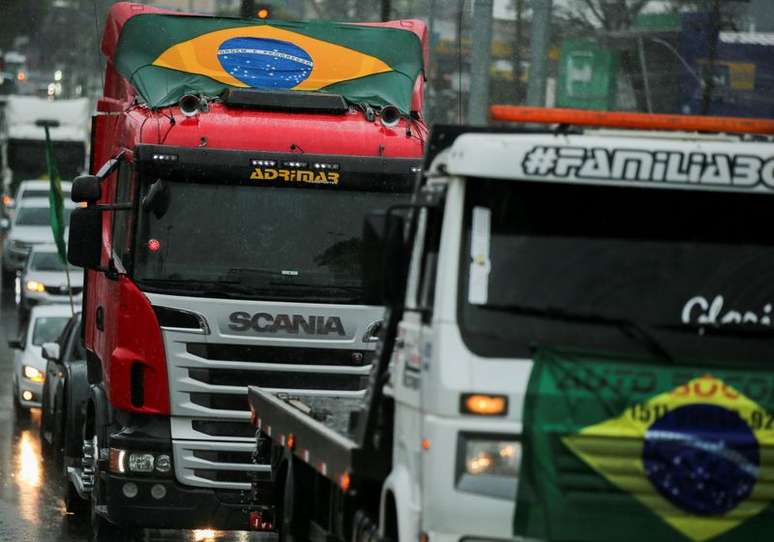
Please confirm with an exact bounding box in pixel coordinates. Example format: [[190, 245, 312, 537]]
[[0, 284, 271, 541]]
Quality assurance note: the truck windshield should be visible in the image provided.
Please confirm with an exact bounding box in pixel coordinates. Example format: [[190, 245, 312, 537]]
[[133, 180, 407, 303], [459, 179, 774, 365]]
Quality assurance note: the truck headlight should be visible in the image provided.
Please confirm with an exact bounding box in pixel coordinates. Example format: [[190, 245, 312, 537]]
[[23, 366, 45, 383], [25, 280, 45, 293], [464, 438, 520, 477], [109, 448, 173, 476], [457, 434, 520, 499]]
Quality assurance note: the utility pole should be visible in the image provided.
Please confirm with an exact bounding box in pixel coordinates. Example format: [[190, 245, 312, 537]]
[[380, 0, 392, 21], [468, 0, 494, 125], [241, 0, 256, 18], [526, 0, 552, 106]]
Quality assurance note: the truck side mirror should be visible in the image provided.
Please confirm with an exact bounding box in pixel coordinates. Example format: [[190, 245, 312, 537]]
[[72, 175, 102, 204], [41, 342, 61, 362], [68, 207, 102, 269], [0, 218, 9, 232]]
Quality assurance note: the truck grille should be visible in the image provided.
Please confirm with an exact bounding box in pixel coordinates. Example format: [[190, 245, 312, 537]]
[[188, 367, 368, 392], [186, 343, 370, 366], [149, 294, 383, 491]]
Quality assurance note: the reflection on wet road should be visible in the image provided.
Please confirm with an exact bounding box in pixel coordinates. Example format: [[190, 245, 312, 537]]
[[0, 286, 272, 541]]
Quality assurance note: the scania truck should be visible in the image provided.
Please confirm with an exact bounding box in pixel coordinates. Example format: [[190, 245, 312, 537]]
[[248, 110, 774, 542], [64, 3, 426, 540]]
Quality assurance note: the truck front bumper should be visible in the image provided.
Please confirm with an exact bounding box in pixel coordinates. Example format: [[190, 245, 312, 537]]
[[101, 471, 251, 530]]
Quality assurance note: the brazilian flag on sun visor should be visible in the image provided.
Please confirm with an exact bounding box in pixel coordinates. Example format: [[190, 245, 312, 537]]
[[514, 347, 774, 542], [113, 15, 424, 114]]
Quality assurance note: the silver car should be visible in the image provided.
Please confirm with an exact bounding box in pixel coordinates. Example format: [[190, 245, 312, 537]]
[[8, 304, 72, 420], [2, 197, 75, 283], [16, 244, 83, 323]]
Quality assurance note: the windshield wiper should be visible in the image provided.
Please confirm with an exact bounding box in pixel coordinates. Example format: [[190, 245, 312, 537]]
[[657, 323, 774, 339], [477, 303, 675, 365], [139, 278, 259, 298]]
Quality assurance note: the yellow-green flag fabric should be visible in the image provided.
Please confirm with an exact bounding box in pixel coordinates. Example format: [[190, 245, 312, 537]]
[[43, 126, 67, 263], [114, 15, 424, 114], [514, 348, 774, 542]]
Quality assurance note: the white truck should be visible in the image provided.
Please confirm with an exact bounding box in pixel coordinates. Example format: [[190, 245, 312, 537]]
[[248, 114, 774, 542], [1, 95, 89, 195]]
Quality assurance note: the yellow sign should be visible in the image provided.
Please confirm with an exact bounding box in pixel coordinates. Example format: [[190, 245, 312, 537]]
[[250, 167, 340, 185]]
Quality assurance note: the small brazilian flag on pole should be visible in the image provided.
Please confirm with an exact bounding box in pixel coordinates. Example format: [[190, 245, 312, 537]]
[[42, 123, 67, 263], [514, 348, 774, 542]]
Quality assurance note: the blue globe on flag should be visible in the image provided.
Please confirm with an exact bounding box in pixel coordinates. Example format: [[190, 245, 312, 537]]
[[217, 37, 313, 89]]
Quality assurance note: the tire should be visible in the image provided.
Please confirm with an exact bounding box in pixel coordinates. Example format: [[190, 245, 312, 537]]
[[40, 380, 52, 459], [13, 390, 30, 425], [278, 457, 312, 542], [2, 267, 14, 288], [64, 477, 89, 524], [63, 401, 88, 523]]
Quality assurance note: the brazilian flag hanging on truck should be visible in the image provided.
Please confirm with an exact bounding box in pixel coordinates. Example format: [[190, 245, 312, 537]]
[[514, 348, 774, 542], [113, 14, 423, 113]]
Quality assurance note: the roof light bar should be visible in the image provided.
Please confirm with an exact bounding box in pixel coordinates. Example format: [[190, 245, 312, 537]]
[[251, 159, 277, 167], [152, 153, 178, 162], [313, 162, 340, 171], [490, 106, 774, 136]]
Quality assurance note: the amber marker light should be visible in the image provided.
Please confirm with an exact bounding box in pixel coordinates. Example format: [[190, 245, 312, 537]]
[[257, 8, 270, 18], [338, 471, 351, 492], [461, 393, 508, 416]]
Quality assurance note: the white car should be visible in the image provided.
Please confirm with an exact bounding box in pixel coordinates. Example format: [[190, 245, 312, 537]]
[[9, 304, 72, 420], [2, 197, 75, 282], [4, 179, 73, 222], [16, 244, 83, 322]]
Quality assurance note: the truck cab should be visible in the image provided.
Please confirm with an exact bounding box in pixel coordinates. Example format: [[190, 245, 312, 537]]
[[65, 3, 426, 539], [249, 119, 774, 542]]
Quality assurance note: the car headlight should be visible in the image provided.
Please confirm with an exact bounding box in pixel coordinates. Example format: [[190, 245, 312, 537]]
[[457, 434, 520, 499], [25, 280, 45, 293], [23, 366, 45, 383]]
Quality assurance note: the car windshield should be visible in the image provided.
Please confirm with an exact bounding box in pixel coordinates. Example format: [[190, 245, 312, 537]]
[[31, 316, 69, 346], [459, 179, 774, 365], [14, 206, 73, 226], [133, 180, 409, 303], [29, 251, 76, 272]]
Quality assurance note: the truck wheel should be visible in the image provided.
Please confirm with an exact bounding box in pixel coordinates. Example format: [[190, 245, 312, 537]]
[[279, 457, 312, 542], [64, 479, 89, 524], [63, 418, 88, 522]]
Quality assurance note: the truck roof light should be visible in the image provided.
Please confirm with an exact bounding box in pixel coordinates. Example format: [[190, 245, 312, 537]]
[[421, 438, 431, 450], [490, 105, 774, 136], [152, 153, 178, 162], [461, 393, 508, 416], [281, 160, 308, 169], [251, 159, 277, 167], [313, 162, 340, 171], [287, 433, 295, 450]]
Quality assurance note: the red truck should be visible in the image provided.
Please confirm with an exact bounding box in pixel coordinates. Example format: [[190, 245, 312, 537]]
[[64, 3, 426, 539]]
